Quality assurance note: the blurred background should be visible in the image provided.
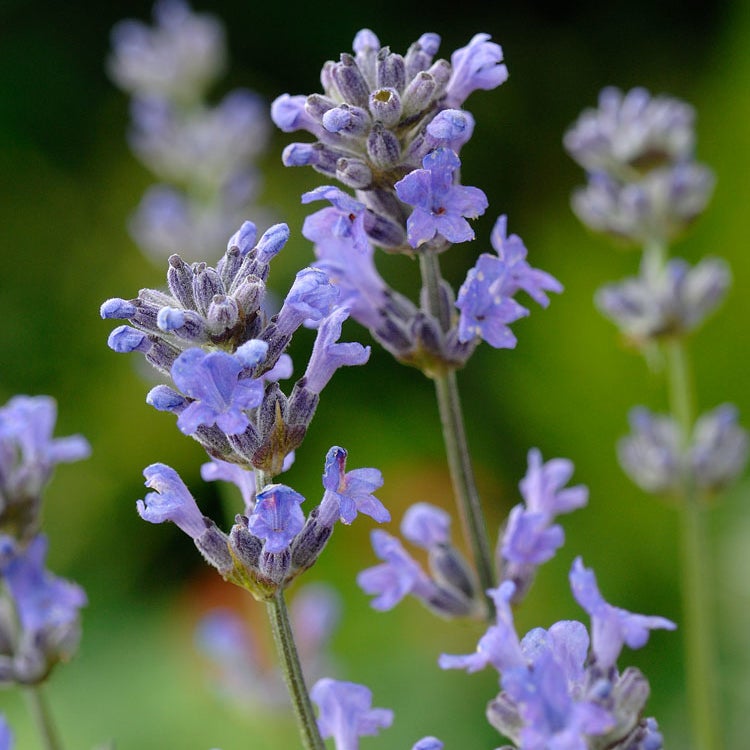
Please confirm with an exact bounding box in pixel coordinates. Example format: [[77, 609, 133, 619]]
[[1, 0, 749, 747]]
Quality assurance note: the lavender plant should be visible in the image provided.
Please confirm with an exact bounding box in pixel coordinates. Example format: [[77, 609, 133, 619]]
[[107, 0, 272, 263], [565, 86, 749, 750]]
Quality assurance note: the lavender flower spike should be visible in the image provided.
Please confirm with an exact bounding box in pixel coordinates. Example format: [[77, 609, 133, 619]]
[[302, 308, 370, 394], [137, 463, 206, 539], [395, 148, 488, 248], [170, 347, 264, 435], [321, 446, 388, 524], [310, 678, 394, 750], [246, 484, 305, 553], [569, 557, 676, 669]]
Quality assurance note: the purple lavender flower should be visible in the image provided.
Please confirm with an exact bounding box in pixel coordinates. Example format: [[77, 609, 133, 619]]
[[357, 529, 434, 611], [0, 395, 90, 538], [569, 557, 676, 669], [400, 503, 451, 549], [1, 535, 86, 635], [438, 581, 525, 673], [490, 216, 563, 306], [137, 462, 206, 539], [170, 348, 264, 435], [302, 186, 371, 255], [302, 308, 371, 394], [518, 448, 589, 516], [275, 267, 339, 335], [246, 484, 305, 553], [321, 446, 388, 524], [310, 678, 394, 750], [444, 33, 509, 108], [108, 0, 226, 101], [564, 87, 696, 178], [395, 148, 488, 248], [456, 254, 529, 348]]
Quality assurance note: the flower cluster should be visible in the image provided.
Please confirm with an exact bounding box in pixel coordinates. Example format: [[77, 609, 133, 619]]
[[108, 0, 271, 261], [0, 396, 88, 687], [440, 561, 674, 749], [564, 87, 715, 246], [101, 221, 369, 475], [619, 404, 748, 496], [275, 30, 560, 376], [137, 446, 387, 600]]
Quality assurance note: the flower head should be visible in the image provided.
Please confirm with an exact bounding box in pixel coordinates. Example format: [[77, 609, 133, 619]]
[[445, 33, 508, 107]]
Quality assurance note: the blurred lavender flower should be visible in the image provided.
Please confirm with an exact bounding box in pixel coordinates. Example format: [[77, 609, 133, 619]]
[[565, 87, 714, 245], [196, 582, 341, 709], [358, 509, 479, 619], [596, 256, 730, 343], [310, 678, 394, 750], [0, 535, 87, 685], [0, 395, 90, 540], [0, 715, 11, 750], [109, 0, 271, 262], [619, 404, 748, 495]]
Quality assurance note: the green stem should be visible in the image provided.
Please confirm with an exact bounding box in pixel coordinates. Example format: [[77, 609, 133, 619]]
[[265, 590, 324, 750], [665, 338, 722, 750], [419, 251, 496, 614], [25, 685, 63, 750]]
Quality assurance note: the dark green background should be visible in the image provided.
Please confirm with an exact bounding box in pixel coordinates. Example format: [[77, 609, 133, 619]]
[[1, 1, 749, 747]]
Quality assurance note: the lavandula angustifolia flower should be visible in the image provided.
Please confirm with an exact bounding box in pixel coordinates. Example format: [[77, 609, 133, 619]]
[[108, 0, 271, 262], [102, 215, 387, 749], [274, 27, 562, 615], [0, 396, 88, 746], [566, 87, 748, 749], [439, 562, 674, 750]]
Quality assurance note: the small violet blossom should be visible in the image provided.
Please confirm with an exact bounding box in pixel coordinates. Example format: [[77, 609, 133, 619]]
[[395, 148, 488, 248], [246, 484, 305, 553], [303, 308, 371, 394], [321, 446, 388, 525], [311, 678, 394, 750], [170, 347, 265, 435], [445, 33, 509, 108], [301, 186, 371, 256], [137, 463, 206, 539], [569, 557, 676, 669]]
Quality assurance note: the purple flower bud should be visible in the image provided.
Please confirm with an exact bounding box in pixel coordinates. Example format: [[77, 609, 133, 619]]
[[426, 109, 475, 152], [412, 738, 443, 750], [227, 220, 257, 255], [137, 462, 206, 539], [146, 384, 187, 413], [247, 484, 306, 553], [107, 325, 151, 353], [100, 297, 137, 319], [311, 678, 394, 749], [255, 222, 290, 263], [282, 142, 316, 167], [271, 94, 318, 133], [352, 29, 380, 54], [235, 339, 269, 369], [520, 448, 589, 515], [690, 404, 748, 492]]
